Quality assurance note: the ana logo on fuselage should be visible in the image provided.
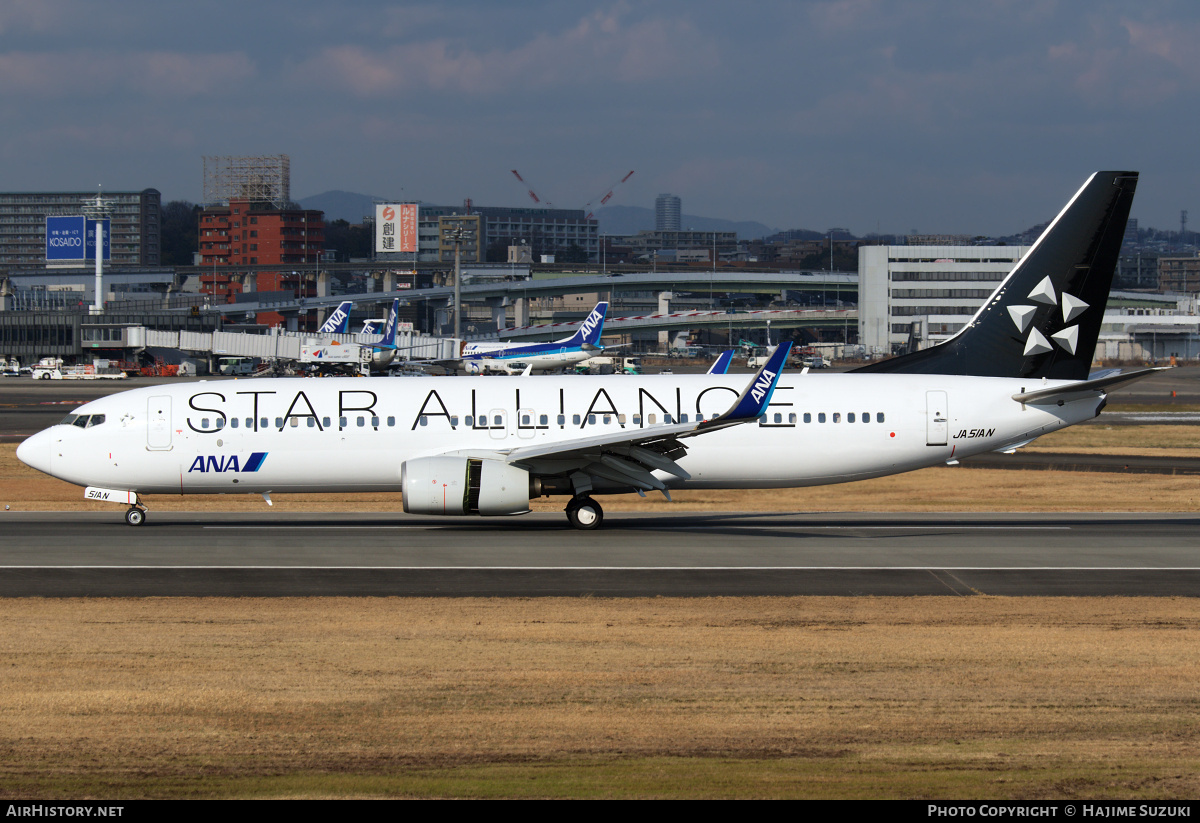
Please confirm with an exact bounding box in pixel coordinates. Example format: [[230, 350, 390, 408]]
[[188, 452, 268, 473]]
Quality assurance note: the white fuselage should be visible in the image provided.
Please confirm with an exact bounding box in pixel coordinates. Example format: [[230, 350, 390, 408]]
[[17, 372, 1100, 498], [459, 342, 592, 374]]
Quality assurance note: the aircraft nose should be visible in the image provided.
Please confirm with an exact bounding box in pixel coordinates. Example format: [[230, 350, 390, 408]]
[[15, 430, 52, 476]]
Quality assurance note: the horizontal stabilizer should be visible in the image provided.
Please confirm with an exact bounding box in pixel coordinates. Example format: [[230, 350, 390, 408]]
[[1012, 367, 1165, 405]]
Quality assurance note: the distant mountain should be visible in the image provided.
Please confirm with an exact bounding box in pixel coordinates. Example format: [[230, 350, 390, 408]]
[[298, 192, 781, 238], [595, 205, 777, 240], [297, 190, 387, 223]]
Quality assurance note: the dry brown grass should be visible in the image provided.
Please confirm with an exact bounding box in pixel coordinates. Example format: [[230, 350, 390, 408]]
[[4, 429, 1200, 797], [1, 597, 1199, 799]]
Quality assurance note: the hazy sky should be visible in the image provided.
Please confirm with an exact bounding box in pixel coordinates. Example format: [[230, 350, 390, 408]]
[[2, 0, 1196, 236]]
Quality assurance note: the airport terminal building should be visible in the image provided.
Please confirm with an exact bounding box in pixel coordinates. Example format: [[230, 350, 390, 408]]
[[858, 245, 1029, 355]]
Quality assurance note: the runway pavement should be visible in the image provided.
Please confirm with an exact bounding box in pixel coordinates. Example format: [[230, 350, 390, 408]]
[[2, 511, 1198, 597]]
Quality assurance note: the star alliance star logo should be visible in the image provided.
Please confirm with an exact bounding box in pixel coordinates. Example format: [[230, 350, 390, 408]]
[[1007, 276, 1088, 356]]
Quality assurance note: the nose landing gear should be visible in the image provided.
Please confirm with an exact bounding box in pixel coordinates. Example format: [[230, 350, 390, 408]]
[[565, 495, 603, 530], [124, 501, 147, 526]]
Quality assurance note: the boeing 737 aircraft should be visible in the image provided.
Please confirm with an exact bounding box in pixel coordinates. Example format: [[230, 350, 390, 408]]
[[17, 172, 1156, 529], [457, 301, 612, 374]]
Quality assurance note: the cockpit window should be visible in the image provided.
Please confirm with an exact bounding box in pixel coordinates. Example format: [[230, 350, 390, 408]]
[[60, 414, 105, 428]]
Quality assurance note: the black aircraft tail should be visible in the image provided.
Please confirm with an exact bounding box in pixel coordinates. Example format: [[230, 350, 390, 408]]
[[854, 171, 1138, 380]]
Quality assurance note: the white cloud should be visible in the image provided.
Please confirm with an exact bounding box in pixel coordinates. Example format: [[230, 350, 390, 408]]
[[0, 51, 256, 98], [301, 5, 719, 97]]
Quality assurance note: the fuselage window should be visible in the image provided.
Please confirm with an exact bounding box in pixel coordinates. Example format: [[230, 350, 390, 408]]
[[848, 413, 856, 423], [789, 413, 797, 424], [290, 417, 299, 428], [215, 418, 224, 430], [465, 416, 474, 426], [833, 413, 841, 423], [307, 417, 316, 428], [648, 414, 657, 424], [493, 415, 503, 426], [862, 413, 870, 424], [87, 415, 104, 428], [664, 414, 674, 424], [773, 413, 782, 424], [419, 416, 428, 426], [557, 415, 565, 425], [449, 416, 458, 427], [818, 413, 826, 423], [71, 415, 88, 428], [521, 415, 531, 426], [323, 417, 331, 428], [230, 418, 239, 429], [356, 416, 364, 427], [339, 417, 347, 428], [275, 417, 284, 428], [804, 413, 811, 423], [540, 415, 549, 426], [60, 414, 79, 426], [371, 416, 379, 429], [260, 418, 268, 429], [602, 415, 611, 425], [876, 412, 886, 423], [588, 414, 597, 425], [680, 414, 688, 423], [201, 418, 210, 429], [389, 416, 397, 427], [573, 415, 581, 425]]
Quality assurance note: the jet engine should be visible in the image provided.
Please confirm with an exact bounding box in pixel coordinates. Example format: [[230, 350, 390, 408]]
[[401, 456, 531, 516]]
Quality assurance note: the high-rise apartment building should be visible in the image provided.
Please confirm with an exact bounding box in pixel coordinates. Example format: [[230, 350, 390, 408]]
[[197, 198, 323, 325], [0, 189, 161, 269], [655, 194, 681, 232]]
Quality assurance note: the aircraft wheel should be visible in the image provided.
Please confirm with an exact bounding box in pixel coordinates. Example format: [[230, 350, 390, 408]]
[[124, 507, 146, 527], [565, 496, 603, 530]]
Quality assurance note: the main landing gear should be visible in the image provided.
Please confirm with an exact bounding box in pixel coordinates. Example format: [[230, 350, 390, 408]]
[[565, 495, 603, 530]]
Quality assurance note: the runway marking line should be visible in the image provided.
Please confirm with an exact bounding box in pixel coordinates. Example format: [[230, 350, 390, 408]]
[[4, 565, 1200, 571]]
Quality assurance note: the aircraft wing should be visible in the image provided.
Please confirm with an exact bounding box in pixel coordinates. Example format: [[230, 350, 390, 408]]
[[452, 343, 792, 496]]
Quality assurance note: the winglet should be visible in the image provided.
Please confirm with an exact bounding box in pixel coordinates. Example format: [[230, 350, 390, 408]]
[[707, 350, 734, 375], [709, 342, 791, 424]]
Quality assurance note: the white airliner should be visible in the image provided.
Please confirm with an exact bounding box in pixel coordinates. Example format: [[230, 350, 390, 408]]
[[456, 301, 612, 374], [16, 172, 1156, 529]]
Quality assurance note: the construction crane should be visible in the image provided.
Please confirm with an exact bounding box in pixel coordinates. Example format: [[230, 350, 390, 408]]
[[510, 168, 635, 218], [510, 170, 550, 206], [583, 170, 635, 220]]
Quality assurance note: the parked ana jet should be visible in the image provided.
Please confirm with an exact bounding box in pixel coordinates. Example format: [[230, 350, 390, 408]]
[[17, 172, 1157, 529], [458, 301, 612, 374], [317, 301, 354, 335], [368, 299, 401, 370]]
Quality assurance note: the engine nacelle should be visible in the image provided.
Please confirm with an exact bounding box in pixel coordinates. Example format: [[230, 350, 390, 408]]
[[401, 456, 531, 516]]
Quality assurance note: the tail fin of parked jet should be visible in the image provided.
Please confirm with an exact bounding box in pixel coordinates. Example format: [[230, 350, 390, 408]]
[[318, 301, 353, 334], [377, 299, 400, 350], [854, 171, 1138, 380], [707, 350, 734, 375], [562, 302, 608, 349]]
